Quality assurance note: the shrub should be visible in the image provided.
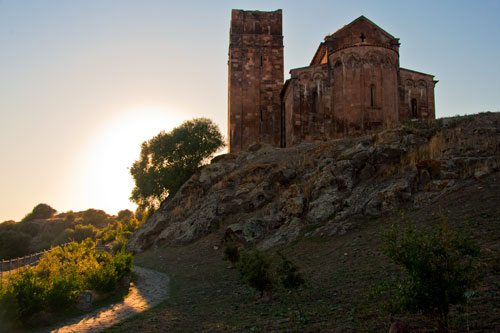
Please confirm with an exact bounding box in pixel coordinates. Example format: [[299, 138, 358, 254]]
[[0, 288, 19, 329], [45, 270, 80, 311], [86, 264, 117, 293], [21, 203, 57, 222], [111, 233, 131, 253], [379, 219, 480, 331], [116, 209, 134, 222], [64, 212, 76, 222], [1, 237, 134, 324], [113, 251, 133, 280], [55, 224, 98, 244], [0, 229, 31, 259], [81, 209, 110, 227], [277, 253, 305, 291], [223, 241, 240, 264], [237, 249, 272, 297], [16, 221, 40, 237], [277, 253, 306, 319], [9, 268, 47, 319]]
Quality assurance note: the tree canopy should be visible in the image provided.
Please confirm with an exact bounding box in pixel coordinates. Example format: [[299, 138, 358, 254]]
[[21, 203, 57, 222], [130, 118, 225, 209]]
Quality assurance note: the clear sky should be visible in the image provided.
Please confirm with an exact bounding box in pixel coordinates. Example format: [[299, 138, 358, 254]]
[[1, 0, 499, 222]]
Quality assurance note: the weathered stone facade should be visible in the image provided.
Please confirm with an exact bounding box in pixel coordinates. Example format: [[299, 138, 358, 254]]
[[228, 12, 437, 151], [228, 9, 284, 152]]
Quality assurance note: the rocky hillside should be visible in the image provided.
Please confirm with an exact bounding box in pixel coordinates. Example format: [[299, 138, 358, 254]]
[[128, 112, 500, 253]]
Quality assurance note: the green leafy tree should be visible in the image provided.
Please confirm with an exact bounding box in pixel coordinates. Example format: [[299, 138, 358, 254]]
[[380, 219, 480, 332], [21, 203, 57, 222], [130, 118, 225, 209]]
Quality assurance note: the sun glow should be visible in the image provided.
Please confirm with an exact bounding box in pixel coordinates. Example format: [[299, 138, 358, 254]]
[[67, 106, 187, 215]]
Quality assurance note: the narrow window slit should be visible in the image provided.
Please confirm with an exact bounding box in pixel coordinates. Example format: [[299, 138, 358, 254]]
[[370, 84, 376, 107]]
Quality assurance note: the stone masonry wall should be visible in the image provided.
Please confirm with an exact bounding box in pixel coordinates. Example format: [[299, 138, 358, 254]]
[[228, 9, 284, 152], [399, 68, 437, 121]]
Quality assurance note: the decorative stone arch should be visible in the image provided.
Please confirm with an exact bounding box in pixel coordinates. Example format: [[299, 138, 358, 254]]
[[346, 53, 361, 68], [382, 55, 393, 67], [331, 58, 343, 70], [313, 72, 325, 81], [299, 73, 310, 82], [364, 51, 382, 66], [417, 80, 427, 100], [417, 80, 427, 88], [405, 79, 415, 88]]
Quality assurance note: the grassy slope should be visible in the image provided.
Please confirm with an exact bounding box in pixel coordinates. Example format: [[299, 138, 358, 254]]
[[107, 172, 500, 332]]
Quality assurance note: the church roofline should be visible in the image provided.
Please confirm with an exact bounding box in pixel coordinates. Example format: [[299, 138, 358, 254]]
[[289, 63, 328, 75], [326, 15, 396, 41], [400, 67, 435, 78], [280, 79, 291, 98], [231, 8, 282, 12], [310, 42, 327, 66]]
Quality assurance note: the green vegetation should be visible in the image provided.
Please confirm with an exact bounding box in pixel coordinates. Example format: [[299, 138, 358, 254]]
[[376, 218, 480, 331], [222, 241, 240, 265], [229, 246, 306, 318], [21, 203, 57, 222], [0, 205, 143, 260], [107, 173, 500, 332], [0, 240, 133, 327], [236, 249, 273, 297], [277, 252, 306, 319], [130, 118, 225, 210]]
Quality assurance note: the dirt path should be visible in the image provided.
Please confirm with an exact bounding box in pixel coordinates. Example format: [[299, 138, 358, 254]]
[[42, 265, 169, 333]]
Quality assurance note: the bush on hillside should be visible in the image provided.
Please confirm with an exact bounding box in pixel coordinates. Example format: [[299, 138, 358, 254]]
[[53, 224, 98, 244], [0, 240, 133, 325], [45, 270, 80, 311], [21, 203, 57, 222], [276, 253, 306, 320], [223, 241, 240, 264], [0, 286, 19, 329], [0, 229, 31, 259], [237, 249, 273, 297], [378, 218, 480, 332], [81, 209, 110, 227], [16, 221, 40, 237], [9, 268, 47, 319]]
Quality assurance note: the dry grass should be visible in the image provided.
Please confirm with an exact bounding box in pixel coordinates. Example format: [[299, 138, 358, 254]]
[[301, 177, 316, 209], [311, 143, 335, 159], [239, 164, 272, 184]]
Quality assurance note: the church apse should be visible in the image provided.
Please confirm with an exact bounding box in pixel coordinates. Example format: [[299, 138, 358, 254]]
[[228, 12, 436, 150]]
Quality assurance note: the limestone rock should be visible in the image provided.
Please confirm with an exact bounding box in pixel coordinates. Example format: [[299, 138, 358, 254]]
[[127, 113, 500, 253]]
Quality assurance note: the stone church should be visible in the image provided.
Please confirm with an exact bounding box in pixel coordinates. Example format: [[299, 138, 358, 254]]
[[228, 9, 437, 152]]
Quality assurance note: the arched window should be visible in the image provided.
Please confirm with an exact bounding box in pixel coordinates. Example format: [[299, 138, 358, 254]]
[[370, 84, 376, 107], [411, 98, 418, 118]]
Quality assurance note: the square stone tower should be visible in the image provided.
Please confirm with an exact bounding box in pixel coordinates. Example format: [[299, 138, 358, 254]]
[[228, 9, 284, 152]]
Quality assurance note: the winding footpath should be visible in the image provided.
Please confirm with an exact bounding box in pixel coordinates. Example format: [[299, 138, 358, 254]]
[[41, 266, 170, 333]]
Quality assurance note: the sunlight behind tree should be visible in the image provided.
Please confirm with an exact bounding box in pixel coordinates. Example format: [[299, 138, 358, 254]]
[[63, 106, 187, 215]]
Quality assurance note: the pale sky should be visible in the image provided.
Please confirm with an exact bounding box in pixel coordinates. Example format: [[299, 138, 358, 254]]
[[1, 0, 499, 221]]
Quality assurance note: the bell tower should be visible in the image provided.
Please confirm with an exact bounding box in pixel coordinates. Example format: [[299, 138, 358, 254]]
[[228, 9, 284, 152]]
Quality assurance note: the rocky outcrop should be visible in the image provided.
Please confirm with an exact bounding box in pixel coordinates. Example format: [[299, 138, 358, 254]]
[[128, 112, 500, 253]]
